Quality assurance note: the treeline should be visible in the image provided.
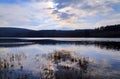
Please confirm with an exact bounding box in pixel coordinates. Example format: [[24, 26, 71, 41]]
[[0, 24, 120, 37], [96, 24, 120, 31], [91, 24, 120, 37], [31, 24, 120, 37]]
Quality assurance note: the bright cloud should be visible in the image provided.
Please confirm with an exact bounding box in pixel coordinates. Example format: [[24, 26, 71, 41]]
[[0, 0, 120, 30]]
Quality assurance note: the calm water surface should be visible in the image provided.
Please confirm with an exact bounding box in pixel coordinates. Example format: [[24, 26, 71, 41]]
[[0, 38, 120, 79]]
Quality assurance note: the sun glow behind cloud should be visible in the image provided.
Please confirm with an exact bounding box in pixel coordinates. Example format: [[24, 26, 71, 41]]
[[0, 0, 120, 30]]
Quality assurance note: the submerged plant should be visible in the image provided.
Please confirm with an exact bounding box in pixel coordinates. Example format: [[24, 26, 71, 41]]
[[0, 50, 111, 79], [42, 50, 91, 79]]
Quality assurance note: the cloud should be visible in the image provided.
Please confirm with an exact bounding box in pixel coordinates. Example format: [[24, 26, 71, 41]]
[[54, 0, 119, 19], [0, 2, 58, 29], [0, 4, 31, 26], [47, 0, 120, 29], [0, 0, 120, 30]]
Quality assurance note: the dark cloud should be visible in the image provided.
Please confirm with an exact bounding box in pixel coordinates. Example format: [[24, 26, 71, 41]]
[[53, 0, 70, 9], [51, 0, 117, 20], [52, 10, 59, 14], [51, 0, 101, 20], [53, 0, 81, 9], [51, 0, 79, 20], [52, 9, 74, 19], [59, 12, 74, 19]]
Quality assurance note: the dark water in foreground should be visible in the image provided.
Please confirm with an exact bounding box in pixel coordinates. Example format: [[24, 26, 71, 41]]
[[0, 38, 120, 79]]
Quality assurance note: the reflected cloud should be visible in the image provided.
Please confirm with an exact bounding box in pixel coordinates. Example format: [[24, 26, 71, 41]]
[[0, 50, 120, 79]]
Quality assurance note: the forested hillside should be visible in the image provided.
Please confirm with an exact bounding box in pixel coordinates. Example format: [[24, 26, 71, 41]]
[[0, 24, 120, 37]]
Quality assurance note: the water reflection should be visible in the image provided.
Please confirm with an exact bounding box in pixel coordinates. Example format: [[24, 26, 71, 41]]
[[0, 38, 120, 79], [0, 49, 120, 79], [47, 50, 90, 79], [0, 50, 89, 79], [0, 40, 120, 51], [0, 53, 38, 79]]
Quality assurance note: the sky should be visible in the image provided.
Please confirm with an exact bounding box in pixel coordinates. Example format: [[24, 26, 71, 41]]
[[0, 0, 120, 30]]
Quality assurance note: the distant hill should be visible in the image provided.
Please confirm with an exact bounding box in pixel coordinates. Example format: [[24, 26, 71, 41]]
[[0, 27, 35, 37], [0, 24, 120, 37]]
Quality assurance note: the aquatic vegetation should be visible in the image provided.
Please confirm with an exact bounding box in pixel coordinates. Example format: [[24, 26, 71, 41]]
[[41, 50, 90, 79], [0, 50, 120, 79], [49, 50, 77, 63]]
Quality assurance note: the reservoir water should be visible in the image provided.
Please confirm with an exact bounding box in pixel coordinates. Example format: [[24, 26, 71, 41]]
[[0, 38, 120, 79]]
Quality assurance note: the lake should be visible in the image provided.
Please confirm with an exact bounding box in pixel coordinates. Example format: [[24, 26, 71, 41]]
[[0, 38, 120, 79]]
